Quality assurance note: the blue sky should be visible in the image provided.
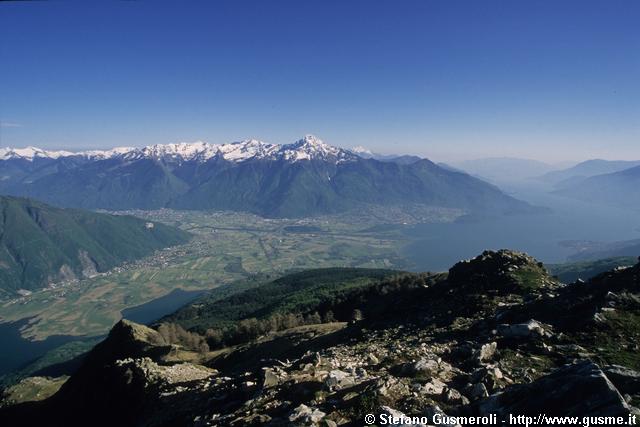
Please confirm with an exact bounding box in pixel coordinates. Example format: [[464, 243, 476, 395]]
[[0, 0, 638, 162]]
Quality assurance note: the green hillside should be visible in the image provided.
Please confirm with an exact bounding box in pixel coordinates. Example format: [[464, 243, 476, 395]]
[[160, 268, 403, 333], [0, 196, 190, 295], [2, 152, 540, 218], [173, 158, 538, 217], [548, 256, 638, 283]]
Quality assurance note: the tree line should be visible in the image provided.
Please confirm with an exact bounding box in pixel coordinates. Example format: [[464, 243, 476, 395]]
[[155, 271, 434, 353]]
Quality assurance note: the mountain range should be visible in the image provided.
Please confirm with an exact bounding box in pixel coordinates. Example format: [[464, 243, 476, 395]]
[[553, 165, 640, 210], [0, 196, 189, 294], [349, 146, 423, 164], [565, 237, 640, 262], [0, 136, 537, 218], [453, 157, 560, 184], [538, 159, 640, 188]]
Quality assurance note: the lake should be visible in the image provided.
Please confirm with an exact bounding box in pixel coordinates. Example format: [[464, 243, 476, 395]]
[[0, 288, 206, 377], [121, 288, 206, 324], [403, 184, 640, 271], [0, 318, 78, 376], [2, 188, 638, 376]]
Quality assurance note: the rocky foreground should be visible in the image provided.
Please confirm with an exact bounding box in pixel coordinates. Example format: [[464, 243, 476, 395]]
[[1, 250, 639, 426]]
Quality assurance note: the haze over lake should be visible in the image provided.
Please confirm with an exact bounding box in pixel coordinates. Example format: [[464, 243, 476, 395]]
[[404, 183, 640, 271]]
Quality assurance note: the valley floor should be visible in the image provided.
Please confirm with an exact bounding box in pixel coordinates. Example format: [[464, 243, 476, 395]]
[[0, 208, 443, 341]]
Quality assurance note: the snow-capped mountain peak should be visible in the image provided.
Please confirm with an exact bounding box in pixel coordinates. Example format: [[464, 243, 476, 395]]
[[0, 146, 136, 161], [81, 147, 136, 160], [218, 139, 278, 161], [0, 135, 358, 164], [297, 134, 326, 146], [351, 145, 374, 157], [138, 141, 214, 160], [0, 146, 75, 161], [281, 135, 354, 162]]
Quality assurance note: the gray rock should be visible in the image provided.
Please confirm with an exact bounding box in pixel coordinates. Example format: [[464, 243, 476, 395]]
[[413, 357, 440, 375], [367, 353, 380, 365], [289, 404, 326, 424], [492, 367, 504, 380], [472, 366, 507, 393], [445, 388, 470, 405], [325, 370, 355, 390], [468, 382, 489, 400], [422, 378, 447, 395], [476, 342, 497, 363], [262, 367, 279, 388], [604, 365, 640, 394], [402, 356, 454, 380], [497, 320, 546, 338], [475, 361, 633, 417]]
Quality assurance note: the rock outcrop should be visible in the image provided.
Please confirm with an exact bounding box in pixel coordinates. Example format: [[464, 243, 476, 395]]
[[475, 361, 632, 417], [1, 251, 639, 426]]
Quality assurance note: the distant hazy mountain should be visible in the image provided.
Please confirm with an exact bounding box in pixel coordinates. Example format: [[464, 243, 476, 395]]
[[553, 165, 640, 210], [538, 159, 640, 187], [378, 154, 423, 165], [0, 196, 189, 294], [349, 146, 423, 164], [453, 157, 559, 184], [0, 136, 538, 218], [566, 237, 640, 262], [436, 163, 466, 173], [548, 256, 637, 282]]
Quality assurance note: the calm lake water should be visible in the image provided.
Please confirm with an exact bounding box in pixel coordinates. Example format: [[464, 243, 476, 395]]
[[2, 187, 638, 376], [121, 288, 205, 324], [0, 318, 78, 376], [403, 185, 640, 271], [0, 288, 206, 376]]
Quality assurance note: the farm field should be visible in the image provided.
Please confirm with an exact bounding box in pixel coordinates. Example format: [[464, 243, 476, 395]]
[[0, 208, 450, 340]]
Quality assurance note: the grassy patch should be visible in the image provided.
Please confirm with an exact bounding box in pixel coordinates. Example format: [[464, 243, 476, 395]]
[[589, 310, 640, 370]]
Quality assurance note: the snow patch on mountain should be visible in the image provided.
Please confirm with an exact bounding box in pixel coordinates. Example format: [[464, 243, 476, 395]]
[[82, 147, 137, 160], [0, 146, 136, 161], [138, 141, 218, 161], [218, 139, 279, 161]]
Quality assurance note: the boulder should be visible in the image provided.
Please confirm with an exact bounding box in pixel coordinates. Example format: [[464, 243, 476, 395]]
[[604, 365, 640, 394], [399, 356, 454, 380], [261, 367, 279, 388], [468, 382, 489, 400], [324, 370, 355, 390], [475, 342, 497, 363], [289, 404, 326, 424], [475, 361, 633, 417], [113, 357, 214, 389], [445, 388, 470, 405], [413, 358, 440, 375], [497, 320, 546, 339], [367, 353, 380, 365], [471, 367, 508, 393], [422, 378, 447, 395]]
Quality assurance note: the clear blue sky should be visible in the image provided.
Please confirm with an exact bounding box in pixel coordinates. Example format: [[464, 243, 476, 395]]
[[0, 0, 638, 162]]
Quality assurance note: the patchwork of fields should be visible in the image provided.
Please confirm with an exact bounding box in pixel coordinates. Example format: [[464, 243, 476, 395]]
[[0, 208, 443, 340]]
